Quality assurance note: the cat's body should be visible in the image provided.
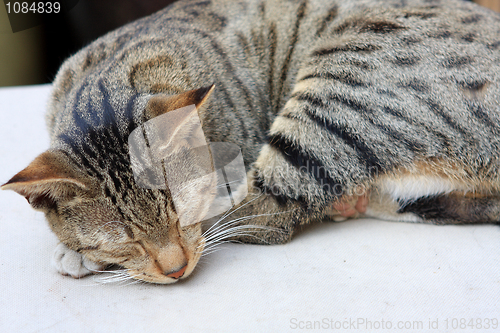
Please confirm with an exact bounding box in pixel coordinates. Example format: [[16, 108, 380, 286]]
[[3, 0, 500, 283]]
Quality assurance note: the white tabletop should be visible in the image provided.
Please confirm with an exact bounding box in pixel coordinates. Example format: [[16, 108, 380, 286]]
[[0, 84, 498, 332]]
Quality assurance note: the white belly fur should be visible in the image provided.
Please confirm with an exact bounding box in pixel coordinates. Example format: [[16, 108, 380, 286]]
[[364, 174, 472, 222]]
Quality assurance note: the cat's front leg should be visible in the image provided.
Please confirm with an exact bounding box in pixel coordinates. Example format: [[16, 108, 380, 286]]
[[219, 154, 326, 245], [52, 243, 105, 278], [219, 185, 305, 245]]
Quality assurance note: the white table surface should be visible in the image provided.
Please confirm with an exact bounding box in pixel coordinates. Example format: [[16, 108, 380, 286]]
[[0, 84, 499, 332]]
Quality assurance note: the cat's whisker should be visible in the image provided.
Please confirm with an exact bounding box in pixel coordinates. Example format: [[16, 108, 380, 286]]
[[201, 208, 237, 238], [94, 270, 128, 279], [197, 208, 293, 257], [121, 278, 144, 286], [198, 242, 228, 252], [201, 212, 259, 242], [94, 274, 130, 284], [201, 193, 264, 238], [110, 275, 138, 285], [203, 212, 289, 242], [86, 265, 128, 275], [203, 225, 273, 244], [214, 179, 243, 189], [90, 267, 156, 286], [86, 265, 141, 285], [199, 240, 233, 252], [206, 231, 271, 244], [95, 271, 129, 280], [199, 247, 227, 257], [199, 224, 286, 256], [202, 218, 245, 240], [205, 229, 272, 245]]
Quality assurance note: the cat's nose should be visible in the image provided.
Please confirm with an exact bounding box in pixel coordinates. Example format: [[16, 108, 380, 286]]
[[165, 264, 188, 279]]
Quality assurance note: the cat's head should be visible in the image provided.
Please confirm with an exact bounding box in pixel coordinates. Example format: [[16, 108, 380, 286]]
[[2, 86, 220, 284]]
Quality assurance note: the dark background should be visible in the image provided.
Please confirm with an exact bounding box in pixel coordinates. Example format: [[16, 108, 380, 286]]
[[0, 0, 177, 86], [0, 0, 498, 87], [42, 0, 177, 82]]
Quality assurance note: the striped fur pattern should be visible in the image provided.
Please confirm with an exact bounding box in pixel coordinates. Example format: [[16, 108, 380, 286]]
[[3, 0, 500, 283]]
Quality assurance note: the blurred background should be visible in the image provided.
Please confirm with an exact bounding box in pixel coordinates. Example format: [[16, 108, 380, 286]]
[[0, 0, 499, 87], [0, 0, 176, 87]]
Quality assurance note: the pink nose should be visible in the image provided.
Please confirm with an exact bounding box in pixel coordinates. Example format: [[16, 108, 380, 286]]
[[165, 264, 187, 279]]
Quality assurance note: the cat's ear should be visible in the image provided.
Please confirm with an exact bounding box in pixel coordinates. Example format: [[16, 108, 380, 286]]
[[138, 85, 215, 154], [144, 84, 215, 120], [1, 150, 90, 211]]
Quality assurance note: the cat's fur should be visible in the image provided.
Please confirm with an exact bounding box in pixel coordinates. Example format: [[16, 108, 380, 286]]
[[3, 0, 500, 283]]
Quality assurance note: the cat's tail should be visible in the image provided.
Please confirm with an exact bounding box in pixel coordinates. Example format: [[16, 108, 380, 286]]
[[366, 164, 500, 225], [396, 194, 500, 224]]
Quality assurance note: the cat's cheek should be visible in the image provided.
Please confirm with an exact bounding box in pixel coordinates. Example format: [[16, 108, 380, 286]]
[[45, 210, 83, 251], [183, 236, 204, 279]]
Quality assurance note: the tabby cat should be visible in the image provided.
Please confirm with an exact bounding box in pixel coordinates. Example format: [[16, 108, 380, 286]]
[[3, 0, 500, 284]]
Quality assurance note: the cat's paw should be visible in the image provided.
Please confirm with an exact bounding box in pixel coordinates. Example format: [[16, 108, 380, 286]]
[[52, 243, 105, 278], [325, 192, 370, 221]]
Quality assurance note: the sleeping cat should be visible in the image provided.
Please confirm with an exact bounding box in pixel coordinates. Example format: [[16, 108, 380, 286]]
[[3, 0, 500, 284]]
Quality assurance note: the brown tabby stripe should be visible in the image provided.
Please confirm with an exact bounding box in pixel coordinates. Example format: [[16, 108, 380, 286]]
[[403, 12, 437, 19], [380, 106, 452, 148], [258, 1, 265, 17], [164, 25, 255, 138], [399, 78, 429, 92], [457, 79, 489, 91], [312, 44, 380, 56], [316, 5, 338, 36], [275, 0, 307, 109], [175, 25, 269, 125], [424, 98, 472, 140], [267, 133, 343, 196], [359, 21, 406, 34], [392, 54, 421, 66], [281, 110, 382, 170], [189, 28, 257, 112], [298, 71, 367, 87], [291, 91, 426, 155], [116, 204, 130, 223], [461, 14, 482, 24], [325, 93, 428, 151], [236, 32, 251, 59], [217, 83, 250, 139], [268, 22, 277, 110], [330, 18, 405, 36], [252, 170, 309, 207], [487, 41, 500, 49], [61, 81, 138, 191], [443, 55, 473, 68], [467, 102, 498, 132], [77, 246, 100, 252]]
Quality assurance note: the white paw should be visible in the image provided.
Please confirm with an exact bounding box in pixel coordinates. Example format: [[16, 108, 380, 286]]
[[52, 243, 105, 278]]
